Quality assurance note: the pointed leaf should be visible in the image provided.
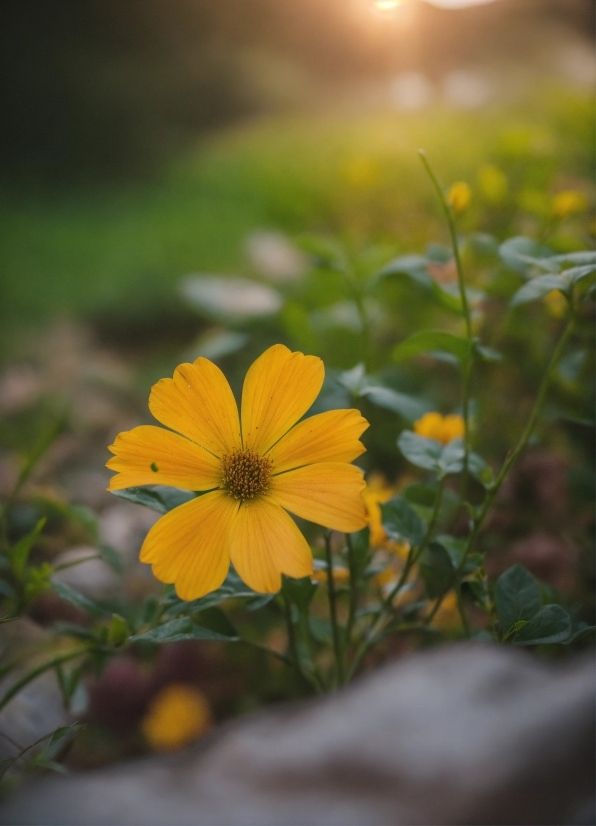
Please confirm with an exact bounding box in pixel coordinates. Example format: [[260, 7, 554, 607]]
[[513, 605, 572, 645], [511, 274, 569, 307], [494, 565, 542, 634], [52, 581, 108, 619], [112, 486, 195, 513], [392, 331, 472, 364], [360, 385, 429, 422], [129, 617, 238, 644], [380, 496, 425, 546], [398, 430, 442, 471]]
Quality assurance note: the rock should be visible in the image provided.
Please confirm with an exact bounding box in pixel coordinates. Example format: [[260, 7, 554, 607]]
[[51, 547, 121, 600], [0, 643, 593, 825], [0, 620, 69, 762]]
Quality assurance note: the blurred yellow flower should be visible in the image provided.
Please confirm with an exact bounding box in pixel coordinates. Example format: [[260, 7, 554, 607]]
[[477, 164, 508, 204], [428, 590, 460, 631], [343, 157, 382, 189], [552, 190, 588, 219], [311, 566, 350, 585], [544, 289, 567, 319], [447, 182, 472, 214], [142, 684, 212, 751], [414, 412, 464, 445], [363, 473, 408, 558], [107, 345, 368, 598]]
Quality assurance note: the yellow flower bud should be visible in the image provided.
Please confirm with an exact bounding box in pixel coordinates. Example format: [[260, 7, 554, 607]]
[[142, 684, 212, 751], [447, 182, 472, 214], [552, 190, 588, 219]]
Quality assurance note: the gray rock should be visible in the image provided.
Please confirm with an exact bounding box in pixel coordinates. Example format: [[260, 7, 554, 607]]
[[0, 643, 593, 825]]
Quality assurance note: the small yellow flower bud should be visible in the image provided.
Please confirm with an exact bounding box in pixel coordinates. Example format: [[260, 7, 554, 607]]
[[552, 190, 588, 219], [447, 182, 472, 214], [142, 684, 212, 751]]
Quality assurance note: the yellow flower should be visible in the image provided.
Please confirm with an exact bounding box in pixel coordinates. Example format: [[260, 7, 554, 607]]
[[142, 684, 211, 751], [544, 289, 567, 319], [362, 473, 409, 556], [552, 190, 588, 219], [477, 164, 508, 204], [414, 412, 465, 445], [107, 345, 369, 598], [447, 182, 472, 214], [311, 566, 350, 585], [428, 591, 459, 631]]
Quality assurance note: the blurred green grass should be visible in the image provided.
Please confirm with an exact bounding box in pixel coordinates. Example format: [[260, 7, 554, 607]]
[[1, 83, 592, 355]]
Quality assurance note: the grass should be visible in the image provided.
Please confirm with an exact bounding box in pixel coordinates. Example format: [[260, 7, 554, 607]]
[[0, 82, 592, 356]]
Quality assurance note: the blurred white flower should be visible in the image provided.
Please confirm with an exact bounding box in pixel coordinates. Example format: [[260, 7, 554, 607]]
[[443, 70, 492, 109], [180, 275, 283, 321], [389, 72, 433, 111], [245, 231, 306, 283]]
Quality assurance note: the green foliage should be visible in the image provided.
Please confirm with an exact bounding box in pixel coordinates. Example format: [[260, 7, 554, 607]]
[[380, 496, 425, 546]]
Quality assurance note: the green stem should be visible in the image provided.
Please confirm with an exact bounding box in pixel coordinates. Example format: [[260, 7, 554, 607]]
[[419, 149, 474, 492], [346, 477, 447, 681], [281, 594, 321, 693], [425, 313, 575, 625], [324, 531, 344, 688], [0, 649, 87, 713], [344, 534, 358, 673]]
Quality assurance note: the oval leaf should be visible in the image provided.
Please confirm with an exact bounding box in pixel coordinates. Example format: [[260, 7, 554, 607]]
[[511, 274, 569, 307], [380, 496, 425, 546], [393, 331, 471, 365], [494, 565, 542, 634], [513, 605, 572, 646]]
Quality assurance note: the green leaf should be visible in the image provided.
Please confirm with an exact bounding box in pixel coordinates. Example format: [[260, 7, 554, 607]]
[[111, 486, 195, 513], [419, 542, 454, 599], [511, 274, 569, 306], [564, 263, 596, 284], [435, 534, 467, 568], [43, 722, 86, 760], [494, 565, 542, 634], [380, 496, 425, 546], [499, 236, 553, 276], [439, 438, 465, 475], [10, 518, 46, 578], [398, 431, 464, 477], [282, 576, 317, 612], [360, 385, 429, 422], [397, 430, 443, 471], [347, 527, 370, 580], [552, 251, 596, 266], [513, 605, 572, 646], [474, 342, 502, 362], [392, 331, 471, 365], [376, 254, 432, 287], [164, 570, 258, 615], [468, 452, 495, 488], [98, 544, 124, 574], [129, 617, 238, 644], [107, 614, 129, 647], [296, 234, 345, 270], [338, 363, 366, 394], [52, 581, 108, 619], [403, 483, 439, 508]]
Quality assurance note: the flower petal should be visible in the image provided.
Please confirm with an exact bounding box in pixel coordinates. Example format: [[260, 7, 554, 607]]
[[268, 409, 368, 473], [241, 344, 324, 455], [140, 491, 238, 600], [107, 426, 221, 492], [149, 358, 241, 457], [269, 462, 367, 533], [229, 498, 313, 593]]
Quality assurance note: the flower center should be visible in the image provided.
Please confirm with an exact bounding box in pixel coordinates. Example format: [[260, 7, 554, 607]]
[[221, 449, 273, 500]]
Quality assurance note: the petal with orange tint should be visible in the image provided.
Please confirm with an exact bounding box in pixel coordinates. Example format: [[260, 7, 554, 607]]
[[241, 345, 324, 455], [149, 358, 241, 457], [270, 462, 367, 533], [140, 490, 238, 601], [107, 426, 221, 492], [267, 408, 368, 473], [229, 498, 313, 594]]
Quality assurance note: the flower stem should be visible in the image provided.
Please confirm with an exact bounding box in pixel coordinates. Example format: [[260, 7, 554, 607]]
[[324, 530, 344, 688], [425, 313, 575, 625], [0, 649, 87, 713], [343, 533, 358, 673], [418, 149, 474, 494], [281, 594, 322, 693]]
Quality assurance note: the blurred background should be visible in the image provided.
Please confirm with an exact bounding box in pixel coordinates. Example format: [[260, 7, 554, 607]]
[[0, 0, 594, 767]]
